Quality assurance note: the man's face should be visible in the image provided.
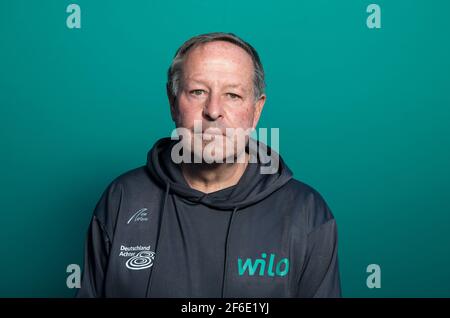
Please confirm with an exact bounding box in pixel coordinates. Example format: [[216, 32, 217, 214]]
[[170, 41, 266, 163]]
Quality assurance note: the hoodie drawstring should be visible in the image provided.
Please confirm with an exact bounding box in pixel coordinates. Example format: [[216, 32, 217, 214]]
[[145, 185, 238, 298], [221, 206, 238, 298], [145, 182, 170, 297]]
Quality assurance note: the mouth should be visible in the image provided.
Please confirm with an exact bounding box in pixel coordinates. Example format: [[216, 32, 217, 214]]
[[201, 128, 224, 136]]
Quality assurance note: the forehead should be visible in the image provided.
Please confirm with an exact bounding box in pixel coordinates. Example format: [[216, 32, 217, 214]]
[[182, 41, 254, 79]]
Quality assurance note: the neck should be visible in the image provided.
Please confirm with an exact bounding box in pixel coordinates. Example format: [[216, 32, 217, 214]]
[[181, 152, 249, 194]]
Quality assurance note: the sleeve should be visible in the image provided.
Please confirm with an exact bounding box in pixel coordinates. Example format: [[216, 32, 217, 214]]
[[297, 218, 342, 298], [75, 215, 111, 298], [76, 180, 122, 297]]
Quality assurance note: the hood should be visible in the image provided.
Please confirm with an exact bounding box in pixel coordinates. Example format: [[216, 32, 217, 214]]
[[146, 137, 293, 210]]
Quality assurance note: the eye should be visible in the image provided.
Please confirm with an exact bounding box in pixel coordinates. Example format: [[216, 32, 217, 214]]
[[226, 93, 241, 100], [190, 89, 206, 96]]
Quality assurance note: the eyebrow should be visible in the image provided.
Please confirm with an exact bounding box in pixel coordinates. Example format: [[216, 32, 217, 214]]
[[187, 79, 245, 90], [223, 84, 244, 89]]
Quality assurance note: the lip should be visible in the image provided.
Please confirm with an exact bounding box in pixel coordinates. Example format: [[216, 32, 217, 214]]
[[202, 128, 224, 135]]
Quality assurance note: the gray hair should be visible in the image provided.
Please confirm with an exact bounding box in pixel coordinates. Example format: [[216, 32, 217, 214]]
[[167, 32, 265, 104]]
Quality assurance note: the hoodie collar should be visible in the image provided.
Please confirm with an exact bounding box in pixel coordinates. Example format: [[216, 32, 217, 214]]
[[146, 137, 293, 210]]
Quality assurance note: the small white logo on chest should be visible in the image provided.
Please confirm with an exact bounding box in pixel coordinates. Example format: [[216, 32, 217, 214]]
[[127, 208, 149, 224]]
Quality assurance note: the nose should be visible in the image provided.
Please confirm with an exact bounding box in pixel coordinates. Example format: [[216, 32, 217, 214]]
[[203, 92, 222, 121]]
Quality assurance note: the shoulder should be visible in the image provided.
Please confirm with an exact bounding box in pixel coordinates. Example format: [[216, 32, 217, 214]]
[[92, 166, 155, 230], [110, 166, 152, 187], [97, 166, 151, 203], [283, 178, 336, 233]]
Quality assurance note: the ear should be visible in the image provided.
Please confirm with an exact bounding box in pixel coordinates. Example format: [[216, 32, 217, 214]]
[[252, 94, 266, 129], [166, 83, 177, 122]]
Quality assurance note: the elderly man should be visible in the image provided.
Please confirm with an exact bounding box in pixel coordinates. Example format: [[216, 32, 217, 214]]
[[77, 32, 341, 298]]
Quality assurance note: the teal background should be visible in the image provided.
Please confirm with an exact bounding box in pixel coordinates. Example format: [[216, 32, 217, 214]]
[[1, 0, 449, 297]]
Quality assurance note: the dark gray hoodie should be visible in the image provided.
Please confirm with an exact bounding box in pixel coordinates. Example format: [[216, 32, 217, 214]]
[[77, 137, 341, 298]]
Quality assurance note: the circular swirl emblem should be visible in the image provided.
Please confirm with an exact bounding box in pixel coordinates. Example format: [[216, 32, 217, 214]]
[[125, 251, 155, 270]]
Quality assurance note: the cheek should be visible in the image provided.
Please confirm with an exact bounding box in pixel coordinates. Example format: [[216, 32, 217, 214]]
[[229, 105, 255, 128], [176, 96, 203, 126]]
